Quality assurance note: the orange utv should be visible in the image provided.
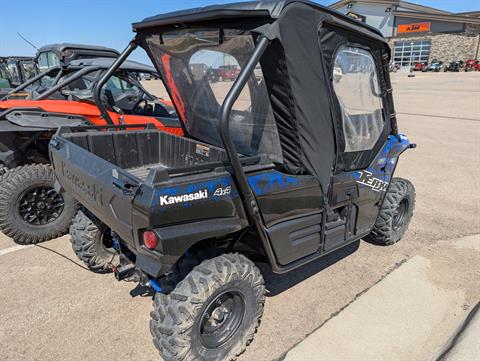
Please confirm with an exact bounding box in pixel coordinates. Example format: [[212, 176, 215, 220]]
[[0, 56, 182, 244]]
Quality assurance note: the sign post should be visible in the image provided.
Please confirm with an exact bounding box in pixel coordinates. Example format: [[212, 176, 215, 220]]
[[408, 42, 415, 78]]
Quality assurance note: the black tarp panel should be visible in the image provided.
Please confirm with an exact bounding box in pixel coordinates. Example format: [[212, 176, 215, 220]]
[[260, 39, 303, 174], [273, 4, 337, 191]]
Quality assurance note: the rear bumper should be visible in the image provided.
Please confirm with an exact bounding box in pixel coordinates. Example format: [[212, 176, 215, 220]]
[[126, 216, 247, 278]]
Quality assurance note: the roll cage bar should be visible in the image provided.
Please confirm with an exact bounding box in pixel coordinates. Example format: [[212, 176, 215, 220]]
[[36, 65, 157, 102], [36, 65, 102, 100], [0, 66, 62, 101], [0, 57, 160, 125], [93, 42, 138, 125]]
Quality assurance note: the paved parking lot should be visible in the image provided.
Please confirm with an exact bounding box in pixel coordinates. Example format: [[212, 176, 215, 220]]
[[0, 72, 479, 361]]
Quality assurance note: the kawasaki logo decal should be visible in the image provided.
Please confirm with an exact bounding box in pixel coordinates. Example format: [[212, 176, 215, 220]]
[[159, 189, 208, 206]]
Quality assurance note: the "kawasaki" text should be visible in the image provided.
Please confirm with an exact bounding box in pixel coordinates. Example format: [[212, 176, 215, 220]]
[[159, 190, 208, 206]]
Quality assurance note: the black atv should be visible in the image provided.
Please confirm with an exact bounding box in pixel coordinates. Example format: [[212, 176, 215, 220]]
[[51, 1, 416, 360]]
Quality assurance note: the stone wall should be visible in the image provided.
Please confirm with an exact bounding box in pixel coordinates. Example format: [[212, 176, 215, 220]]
[[388, 25, 480, 63]]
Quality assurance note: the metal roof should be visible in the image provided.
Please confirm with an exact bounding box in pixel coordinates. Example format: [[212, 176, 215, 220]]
[[36, 43, 120, 55], [67, 57, 155, 73]]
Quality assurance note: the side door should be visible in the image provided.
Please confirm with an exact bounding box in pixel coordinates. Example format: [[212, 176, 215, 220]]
[[328, 46, 390, 248]]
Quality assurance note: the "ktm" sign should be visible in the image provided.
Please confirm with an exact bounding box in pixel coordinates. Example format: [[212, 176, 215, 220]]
[[398, 22, 431, 34]]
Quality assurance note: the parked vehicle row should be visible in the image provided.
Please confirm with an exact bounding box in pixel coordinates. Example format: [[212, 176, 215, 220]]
[[390, 59, 480, 72], [0, 43, 181, 244], [2, 1, 417, 360]]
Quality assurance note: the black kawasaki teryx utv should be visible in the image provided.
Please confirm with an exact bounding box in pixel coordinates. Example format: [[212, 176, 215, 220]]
[[51, 1, 416, 360]]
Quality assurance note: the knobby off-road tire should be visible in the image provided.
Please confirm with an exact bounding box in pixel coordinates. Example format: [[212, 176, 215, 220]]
[[369, 177, 416, 245], [0, 164, 78, 244], [150, 253, 265, 361], [70, 209, 120, 273]]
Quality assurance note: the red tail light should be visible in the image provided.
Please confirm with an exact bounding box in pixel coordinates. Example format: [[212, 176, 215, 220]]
[[143, 231, 158, 250]]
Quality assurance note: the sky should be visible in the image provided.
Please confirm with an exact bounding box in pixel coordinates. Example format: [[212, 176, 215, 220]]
[[1, 0, 478, 63]]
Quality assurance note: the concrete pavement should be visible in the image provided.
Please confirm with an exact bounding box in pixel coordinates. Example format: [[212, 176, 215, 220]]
[[282, 235, 480, 361], [439, 302, 480, 361]]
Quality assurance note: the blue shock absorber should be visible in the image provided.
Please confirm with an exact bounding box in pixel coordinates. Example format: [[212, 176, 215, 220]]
[[111, 231, 121, 252], [149, 278, 163, 293]]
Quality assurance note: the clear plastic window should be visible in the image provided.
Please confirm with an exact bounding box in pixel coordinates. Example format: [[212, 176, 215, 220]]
[[6, 60, 21, 85], [47, 52, 61, 68], [144, 29, 283, 163], [0, 64, 10, 88], [37, 53, 49, 72], [332, 46, 384, 152]]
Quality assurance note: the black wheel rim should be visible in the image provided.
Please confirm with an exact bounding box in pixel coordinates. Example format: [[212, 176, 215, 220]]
[[392, 198, 409, 231], [199, 290, 246, 349], [18, 186, 65, 226]]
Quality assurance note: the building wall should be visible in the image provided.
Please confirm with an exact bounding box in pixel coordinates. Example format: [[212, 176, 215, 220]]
[[395, 16, 465, 35], [335, 3, 395, 37], [388, 26, 480, 63]]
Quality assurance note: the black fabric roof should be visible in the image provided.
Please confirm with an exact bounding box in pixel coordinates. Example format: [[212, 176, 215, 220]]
[[132, 0, 383, 37], [67, 58, 155, 73]]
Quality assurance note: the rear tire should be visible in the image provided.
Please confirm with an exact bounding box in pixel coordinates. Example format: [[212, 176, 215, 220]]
[[0, 164, 78, 244], [150, 253, 265, 361], [368, 177, 415, 246], [70, 209, 120, 273]]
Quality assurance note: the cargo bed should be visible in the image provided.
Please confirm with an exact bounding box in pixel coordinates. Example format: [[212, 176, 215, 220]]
[[49, 125, 259, 249]]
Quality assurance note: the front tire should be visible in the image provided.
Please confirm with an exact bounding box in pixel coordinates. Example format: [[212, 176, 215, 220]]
[[0, 164, 78, 244], [368, 178, 416, 245], [150, 253, 265, 361], [70, 209, 120, 273]]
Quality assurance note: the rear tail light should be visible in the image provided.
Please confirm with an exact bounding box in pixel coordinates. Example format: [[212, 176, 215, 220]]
[[143, 231, 158, 250]]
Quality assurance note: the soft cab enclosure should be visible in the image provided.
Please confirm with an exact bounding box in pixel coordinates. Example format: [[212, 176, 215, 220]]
[[51, 0, 410, 276]]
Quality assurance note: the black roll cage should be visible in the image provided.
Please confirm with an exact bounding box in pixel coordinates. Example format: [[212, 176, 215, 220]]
[[93, 42, 138, 125], [36, 65, 102, 100], [0, 66, 62, 101], [0, 57, 160, 124]]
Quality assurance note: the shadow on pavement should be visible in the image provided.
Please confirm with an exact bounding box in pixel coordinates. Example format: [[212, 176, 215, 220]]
[[259, 241, 361, 297], [34, 239, 362, 299]]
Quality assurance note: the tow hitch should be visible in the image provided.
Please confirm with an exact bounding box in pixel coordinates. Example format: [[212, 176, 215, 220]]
[[113, 264, 136, 281]]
